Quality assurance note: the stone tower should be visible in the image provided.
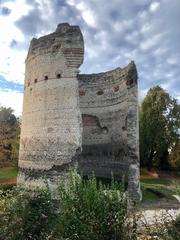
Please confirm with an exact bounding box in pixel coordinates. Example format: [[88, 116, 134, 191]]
[[18, 23, 141, 200], [18, 23, 84, 189]]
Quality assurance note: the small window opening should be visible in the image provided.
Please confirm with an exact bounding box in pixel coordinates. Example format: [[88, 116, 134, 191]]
[[97, 90, 104, 95], [79, 90, 85, 96], [27, 82, 30, 87], [34, 78, 37, 83], [57, 73, 61, 78], [44, 75, 48, 80], [102, 127, 108, 134], [113, 85, 119, 92]]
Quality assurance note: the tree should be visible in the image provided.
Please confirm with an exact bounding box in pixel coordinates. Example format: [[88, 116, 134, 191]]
[[0, 106, 20, 167], [140, 86, 180, 170], [168, 141, 180, 171]]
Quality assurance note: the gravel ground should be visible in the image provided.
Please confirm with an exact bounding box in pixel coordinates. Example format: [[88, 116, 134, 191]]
[[139, 208, 180, 225]]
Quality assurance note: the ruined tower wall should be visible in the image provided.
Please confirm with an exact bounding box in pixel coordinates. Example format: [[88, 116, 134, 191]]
[[78, 62, 141, 199], [18, 23, 141, 200], [18, 23, 84, 188]]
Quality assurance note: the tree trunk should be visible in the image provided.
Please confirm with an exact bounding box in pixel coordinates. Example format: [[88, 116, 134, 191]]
[[147, 149, 154, 171], [159, 148, 169, 170]]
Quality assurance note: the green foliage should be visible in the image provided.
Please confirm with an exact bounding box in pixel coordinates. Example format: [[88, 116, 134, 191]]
[[165, 215, 180, 240], [0, 167, 17, 186], [140, 169, 178, 202], [0, 167, 18, 179], [0, 106, 20, 167], [0, 172, 179, 240], [0, 173, 137, 240], [168, 141, 180, 171], [0, 187, 57, 240], [140, 86, 180, 170], [52, 172, 135, 240]]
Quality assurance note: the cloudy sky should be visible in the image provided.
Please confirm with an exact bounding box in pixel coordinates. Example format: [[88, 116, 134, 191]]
[[0, 0, 179, 115]]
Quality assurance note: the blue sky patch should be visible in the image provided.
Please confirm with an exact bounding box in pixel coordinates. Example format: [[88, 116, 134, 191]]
[[0, 75, 24, 93]]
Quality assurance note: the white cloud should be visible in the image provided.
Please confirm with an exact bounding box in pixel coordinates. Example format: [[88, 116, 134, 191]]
[[140, 33, 163, 51], [149, 1, 160, 12], [0, 90, 23, 116], [1, 0, 32, 20], [0, 0, 179, 119], [76, 2, 96, 28], [167, 56, 179, 65], [176, 95, 180, 102], [0, 0, 31, 83], [114, 19, 134, 32], [0, 48, 26, 83], [139, 88, 148, 102], [153, 47, 168, 56], [125, 31, 140, 44], [140, 23, 152, 33]]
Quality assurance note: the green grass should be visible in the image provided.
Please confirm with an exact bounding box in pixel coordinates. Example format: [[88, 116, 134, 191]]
[[141, 177, 169, 185], [142, 188, 161, 201], [140, 169, 177, 202], [0, 167, 18, 179], [0, 166, 178, 203], [0, 166, 17, 186]]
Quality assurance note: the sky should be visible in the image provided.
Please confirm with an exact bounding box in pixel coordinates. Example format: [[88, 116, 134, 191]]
[[0, 0, 179, 116]]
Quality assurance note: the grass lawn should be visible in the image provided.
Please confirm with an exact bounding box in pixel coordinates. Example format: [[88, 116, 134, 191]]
[[140, 169, 179, 203], [0, 166, 179, 205], [0, 166, 18, 187]]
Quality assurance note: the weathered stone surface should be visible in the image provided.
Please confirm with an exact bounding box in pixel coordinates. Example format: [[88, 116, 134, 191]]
[[18, 23, 84, 189], [18, 23, 141, 200], [78, 61, 141, 200]]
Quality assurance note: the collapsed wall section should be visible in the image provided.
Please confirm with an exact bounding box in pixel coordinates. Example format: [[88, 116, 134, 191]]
[[78, 62, 141, 200], [18, 23, 84, 189]]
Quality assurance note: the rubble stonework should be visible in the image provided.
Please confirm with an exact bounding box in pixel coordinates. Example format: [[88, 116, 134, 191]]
[[18, 23, 141, 200]]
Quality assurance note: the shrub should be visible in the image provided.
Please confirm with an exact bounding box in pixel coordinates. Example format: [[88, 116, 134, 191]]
[[164, 214, 180, 240], [52, 172, 136, 240], [0, 187, 57, 240], [0, 172, 137, 240], [1, 171, 179, 240]]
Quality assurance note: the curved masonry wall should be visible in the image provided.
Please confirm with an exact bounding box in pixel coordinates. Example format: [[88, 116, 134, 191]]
[[18, 23, 84, 189], [18, 23, 141, 200], [78, 62, 141, 200]]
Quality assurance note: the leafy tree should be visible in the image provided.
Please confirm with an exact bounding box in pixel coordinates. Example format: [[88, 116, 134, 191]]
[[168, 140, 180, 171], [140, 86, 180, 170], [0, 106, 20, 167]]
